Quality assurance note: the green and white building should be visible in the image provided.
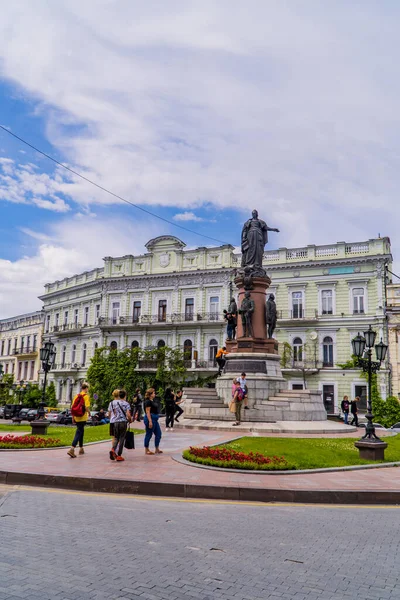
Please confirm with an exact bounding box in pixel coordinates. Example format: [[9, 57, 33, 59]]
[[37, 235, 392, 412]]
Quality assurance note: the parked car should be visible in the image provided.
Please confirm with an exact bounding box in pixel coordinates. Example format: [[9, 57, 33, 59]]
[[17, 408, 31, 421], [4, 404, 28, 419], [55, 410, 73, 425], [26, 409, 39, 422], [45, 411, 61, 423], [391, 422, 400, 433], [0, 406, 5, 418], [358, 422, 386, 430]]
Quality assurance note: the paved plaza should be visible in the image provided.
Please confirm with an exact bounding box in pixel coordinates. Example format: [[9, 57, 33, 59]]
[[1, 485, 400, 600]]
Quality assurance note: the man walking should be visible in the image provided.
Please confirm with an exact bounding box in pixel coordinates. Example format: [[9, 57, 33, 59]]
[[108, 389, 132, 462], [67, 382, 90, 458], [350, 396, 359, 427]]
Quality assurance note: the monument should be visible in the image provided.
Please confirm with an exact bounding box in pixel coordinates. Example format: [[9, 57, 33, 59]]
[[183, 209, 327, 423]]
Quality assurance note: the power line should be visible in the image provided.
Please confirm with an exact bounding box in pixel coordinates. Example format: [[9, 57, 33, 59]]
[[386, 266, 400, 281], [0, 124, 231, 246]]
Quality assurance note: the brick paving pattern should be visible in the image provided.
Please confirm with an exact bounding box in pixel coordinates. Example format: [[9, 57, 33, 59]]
[[1, 485, 400, 600]]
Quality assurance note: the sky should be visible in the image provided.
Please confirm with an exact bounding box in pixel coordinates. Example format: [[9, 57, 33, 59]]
[[0, 0, 399, 319]]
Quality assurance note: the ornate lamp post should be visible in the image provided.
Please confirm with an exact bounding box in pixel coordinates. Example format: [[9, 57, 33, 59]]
[[351, 325, 388, 460], [12, 380, 30, 404], [31, 341, 56, 435]]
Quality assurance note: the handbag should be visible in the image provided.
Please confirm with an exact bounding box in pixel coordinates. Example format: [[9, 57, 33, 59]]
[[124, 423, 135, 450], [229, 400, 236, 413], [109, 401, 129, 437]]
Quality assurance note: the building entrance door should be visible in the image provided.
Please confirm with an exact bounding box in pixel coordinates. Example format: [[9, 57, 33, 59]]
[[322, 384, 335, 414], [355, 385, 367, 411]]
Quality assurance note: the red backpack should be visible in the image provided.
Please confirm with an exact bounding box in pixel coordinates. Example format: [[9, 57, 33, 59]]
[[237, 388, 244, 402], [71, 393, 86, 417]]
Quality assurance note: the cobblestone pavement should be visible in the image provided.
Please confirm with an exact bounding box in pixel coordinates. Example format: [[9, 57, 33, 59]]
[[1, 485, 400, 600]]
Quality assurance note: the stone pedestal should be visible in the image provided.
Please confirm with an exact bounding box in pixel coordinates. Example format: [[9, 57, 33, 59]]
[[354, 440, 388, 461], [31, 420, 51, 436]]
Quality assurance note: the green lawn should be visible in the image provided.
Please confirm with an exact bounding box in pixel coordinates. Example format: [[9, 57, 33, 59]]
[[220, 436, 400, 469], [0, 423, 143, 447]]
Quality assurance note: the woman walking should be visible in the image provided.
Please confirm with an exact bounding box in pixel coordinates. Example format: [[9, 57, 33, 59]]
[[144, 388, 163, 455], [67, 382, 90, 458], [164, 387, 176, 430], [350, 396, 359, 427], [108, 389, 132, 462]]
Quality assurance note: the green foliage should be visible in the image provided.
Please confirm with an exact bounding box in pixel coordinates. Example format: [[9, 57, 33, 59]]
[[337, 355, 359, 369], [0, 374, 14, 405], [280, 342, 293, 368], [45, 381, 57, 407], [87, 345, 216, 408], [24, 385, 43, 408]]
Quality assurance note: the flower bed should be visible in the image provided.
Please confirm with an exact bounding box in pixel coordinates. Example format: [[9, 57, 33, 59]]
[[0, 434, 61, 449], [183, 446, 296, 471]]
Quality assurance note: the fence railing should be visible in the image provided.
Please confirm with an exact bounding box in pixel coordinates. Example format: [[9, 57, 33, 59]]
[[52, 323, 82, 333], [99, 312, 223, 326], [12, 346, 38, 355]]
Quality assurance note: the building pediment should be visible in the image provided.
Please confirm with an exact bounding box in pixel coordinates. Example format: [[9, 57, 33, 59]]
[[145, 236, 186, 251]]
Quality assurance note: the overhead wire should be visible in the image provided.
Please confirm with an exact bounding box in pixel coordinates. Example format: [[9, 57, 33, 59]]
[[0, 124, 231, 246]]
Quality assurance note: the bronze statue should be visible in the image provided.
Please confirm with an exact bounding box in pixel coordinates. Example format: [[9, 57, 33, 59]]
[[239, 291, 255, 338], [266, 293, 277, 338], [241, 209, 279, 276]]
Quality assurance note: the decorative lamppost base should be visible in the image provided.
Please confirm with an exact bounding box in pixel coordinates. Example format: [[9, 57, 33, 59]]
[[354, 440, 388, 461], [30, 420, 50, 436]]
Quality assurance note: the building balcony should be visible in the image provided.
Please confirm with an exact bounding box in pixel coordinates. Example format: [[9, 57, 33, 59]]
[[52, 362, 86, 372], [98, 312, 223, 328], [277, 309, 319, 324], [50, 323, 83, 336], [12, 346, 38, 357]]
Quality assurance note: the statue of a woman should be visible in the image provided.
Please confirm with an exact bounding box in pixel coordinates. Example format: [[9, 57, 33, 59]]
[[241, 209, 279, 274]]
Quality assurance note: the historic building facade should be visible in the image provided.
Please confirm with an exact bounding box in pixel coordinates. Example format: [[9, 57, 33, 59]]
[[0, 311, 44, 384], [386, 283, 400, 398], [38, 235, 391, 412]]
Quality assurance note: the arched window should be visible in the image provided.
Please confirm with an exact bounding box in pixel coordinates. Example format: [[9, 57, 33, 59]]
[[82, 343, 87, 366], [157, 339, 165, 349], [110, 341, 118, 351], [183, 339, 193, 362], [131, 340, 139, 349], [209, 338, 218, 363], [293, 337, 303, 362], [94, 342, 98, 350], [323, 336, 334, 367], [61, 345, 66, 368], [71, 344, 76, 364]]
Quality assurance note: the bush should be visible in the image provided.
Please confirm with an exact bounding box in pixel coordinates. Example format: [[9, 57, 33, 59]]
[[0, 434, 61, 449], [183, 446, 295, 470]]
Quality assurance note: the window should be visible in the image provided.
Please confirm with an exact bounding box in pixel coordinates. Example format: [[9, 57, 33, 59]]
[[61, 345, 66, 367], [17, 361, 22, 379], [29, 361, 35, 381], [71, 344, 77, 364], [5, 363, 9, 374], [74, 309, 79, 326], [45, 315, 50, 333], [95, 304, 101, 320], [157, 339, 166, 348], [7, 340, 11, 355], [64, 311, 69, 325], [209, 338, 218, 363], [94, 342, 99, 351], [185, 298, 194, 321], [183, 339, 193, 362], [33, 335, 37, 350], [84, 307, 89, 326], [292, 383, 304, 390], [322, 384, 335, 413], [293, 337, 303, 362], [322, 336, 334, 366], [133, 301, 141, 323], [82, 343, 87, 366], [14, 337, 18, 351], [27, 335, 31, 350], [55, 313, 59, 327], [11, 362, 15, 374], [23, 361, 28, 379], [110, 341, 118, 351], [158, 300, 167, 322], [0, 341, 4, 356], [20, 337, 25, 352], [131, 340, 139, 349], [210, 296, 219, 320], [353, 288, 365, 314], [112, 302, 120, 325], [291, 292, 303, 318]]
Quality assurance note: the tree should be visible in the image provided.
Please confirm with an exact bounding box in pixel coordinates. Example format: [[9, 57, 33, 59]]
[[0, 374, 14, 405], [45, 381, 57, 407]]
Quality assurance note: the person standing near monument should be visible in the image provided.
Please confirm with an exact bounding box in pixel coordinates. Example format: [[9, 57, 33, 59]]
[[350, 396, 359, 427], [232, 381, 244, 426], [341, 395, 350, 425], [238, 372, 249, 410], [216, 346, 228, 375]]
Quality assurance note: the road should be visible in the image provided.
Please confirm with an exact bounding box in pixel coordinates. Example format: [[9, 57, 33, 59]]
[[0, 485, 400, 600]]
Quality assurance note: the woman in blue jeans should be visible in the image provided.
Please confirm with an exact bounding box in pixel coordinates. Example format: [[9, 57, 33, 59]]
[[144, 388, 163, 455]]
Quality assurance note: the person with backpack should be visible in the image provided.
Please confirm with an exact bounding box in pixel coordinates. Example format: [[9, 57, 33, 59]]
[[350, 396, 359, 427], [341, 395, 350, 425], [67, 382, 90, 458], [232, 380, 244, 426], [108, 389, 132, 462]]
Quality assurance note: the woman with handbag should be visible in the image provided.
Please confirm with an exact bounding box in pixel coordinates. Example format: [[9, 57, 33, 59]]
[[144, 387, 163, 455], [108, 389, 132, 462]]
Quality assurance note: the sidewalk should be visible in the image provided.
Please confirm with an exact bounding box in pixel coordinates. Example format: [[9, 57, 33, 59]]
[[1, 427, 400, 504]]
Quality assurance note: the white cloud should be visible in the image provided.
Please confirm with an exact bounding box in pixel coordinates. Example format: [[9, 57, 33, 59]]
[[0, 215, 164, 319], [173, 211, 205, 222]]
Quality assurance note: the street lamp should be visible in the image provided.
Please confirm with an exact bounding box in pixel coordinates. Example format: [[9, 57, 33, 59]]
[[351, 325, 388, 460], [37, 340, 56, 420], [12, 380, 30, 404]]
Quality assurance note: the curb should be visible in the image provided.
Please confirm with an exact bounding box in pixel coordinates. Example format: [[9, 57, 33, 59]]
[[1, 469, 400, 505]]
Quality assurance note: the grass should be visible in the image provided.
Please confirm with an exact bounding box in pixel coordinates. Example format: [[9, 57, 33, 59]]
[[216, 436, 400, 469], [0, 423, 143, 448]]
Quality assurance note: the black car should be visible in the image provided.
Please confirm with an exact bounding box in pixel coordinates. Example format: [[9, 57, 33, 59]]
[[26, 409, 39, 422], [4, 404, 27, 419], [0, 406, 5, 418], [57, 410, 73, 425], [17, 408, 31, 421]]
